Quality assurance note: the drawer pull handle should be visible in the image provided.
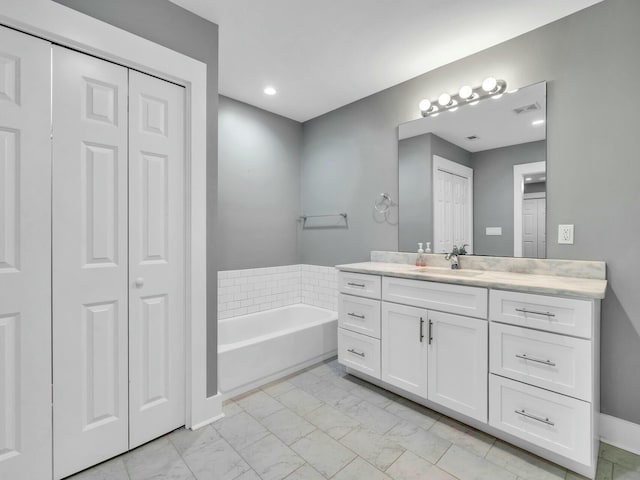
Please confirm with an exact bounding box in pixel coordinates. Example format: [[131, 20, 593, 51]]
[[419, 317, 424, 343], [515, 308, 556, 317], [347, 282, 366, 288], [348, 312, 365, 319], [428, 319, 433, 345], [347, 348, 365, 357], [515, 353, 556, 367], [515, 409, 555, 426]]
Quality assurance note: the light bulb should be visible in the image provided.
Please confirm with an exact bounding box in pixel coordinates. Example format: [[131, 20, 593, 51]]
[[482, 76, 498, 93], [419, 98, 431, 114], [438, 92, 452, 106], [459, 85, 473, 99], [263, 86, 277, 95]]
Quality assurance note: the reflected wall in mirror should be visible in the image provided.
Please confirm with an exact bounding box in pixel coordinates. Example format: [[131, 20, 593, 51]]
[[398, 81, 546, 258]]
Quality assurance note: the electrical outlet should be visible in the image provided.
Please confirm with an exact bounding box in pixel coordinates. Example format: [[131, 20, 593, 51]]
[[558, 224, 574, 244]]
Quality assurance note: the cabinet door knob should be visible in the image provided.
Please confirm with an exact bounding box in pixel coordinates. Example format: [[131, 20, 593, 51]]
[[135, 277, 144, 288]]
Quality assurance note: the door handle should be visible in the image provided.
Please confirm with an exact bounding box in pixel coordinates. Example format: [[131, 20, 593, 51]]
[[135, 277, 144, 288], [419, 317, 424, 342], [428, 319, 433, 344]]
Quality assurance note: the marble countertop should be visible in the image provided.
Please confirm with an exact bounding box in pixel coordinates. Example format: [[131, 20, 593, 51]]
[[335, 262, 607, 299]]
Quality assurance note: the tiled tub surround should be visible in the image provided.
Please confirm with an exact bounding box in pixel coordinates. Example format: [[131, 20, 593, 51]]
[[336, 255, 606, 478], [217, 265, 339, 399], [69, 358, 638, 480], [218, 265, 338, 320]]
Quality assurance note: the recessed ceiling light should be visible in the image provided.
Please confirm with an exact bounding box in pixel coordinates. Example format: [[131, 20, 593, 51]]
[[264, 86, 277, 96], [532, 119, 545, 126]]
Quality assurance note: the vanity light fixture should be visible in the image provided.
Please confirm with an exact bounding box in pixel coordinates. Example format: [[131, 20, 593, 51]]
[[458, 85, 477, 101], [419, 98, 439, 116], [438, 92, 452, 106], [419, 76, 507, 117], [264, 86, 277, 95]]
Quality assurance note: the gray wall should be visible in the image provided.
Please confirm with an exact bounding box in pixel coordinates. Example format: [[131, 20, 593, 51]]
[[53, 0, 221, 396], [218, 96, 302, 269], [398, 133, 471, 252], [301, 0, 640, 424], [473, 141, 546, 256]]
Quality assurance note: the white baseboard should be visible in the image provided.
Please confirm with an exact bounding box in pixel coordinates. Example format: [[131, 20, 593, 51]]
[[189, 392, 223, 430], [600, 413, 640, 455]]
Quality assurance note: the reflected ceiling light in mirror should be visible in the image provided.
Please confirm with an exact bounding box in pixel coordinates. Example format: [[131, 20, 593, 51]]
[[532, 119, 545, 126], [263, 86, 277, 95], [418, 77, 507, 117]]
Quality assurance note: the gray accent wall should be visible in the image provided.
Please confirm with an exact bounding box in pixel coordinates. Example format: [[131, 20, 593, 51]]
[[52, 0, 221, 396], [473, 141, 546, 256], [301, 0, 640, 423], [218, 96, 302, 269]]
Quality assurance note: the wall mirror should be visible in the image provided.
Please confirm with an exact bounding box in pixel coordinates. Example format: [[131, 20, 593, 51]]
[[398, 81, 546, 258]]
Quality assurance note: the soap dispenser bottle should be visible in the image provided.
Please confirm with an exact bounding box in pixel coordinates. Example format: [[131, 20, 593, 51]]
[[416, 243, 426, 267], [425, 242, 432, 254]]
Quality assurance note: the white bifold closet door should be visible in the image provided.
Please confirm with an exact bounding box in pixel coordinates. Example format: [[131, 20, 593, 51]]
[[52, 46, 130, 479], [52, 46, 185, 478], [0, 26, 52, 480], [128, 70, 185, 449]]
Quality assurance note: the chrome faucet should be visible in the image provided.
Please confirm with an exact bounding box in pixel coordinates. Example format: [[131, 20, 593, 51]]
[[445, 245, 460, 269]]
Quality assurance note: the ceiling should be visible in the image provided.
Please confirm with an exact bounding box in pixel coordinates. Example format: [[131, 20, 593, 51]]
[[169, 0, 602, 122], [398, 81, 546, 153]]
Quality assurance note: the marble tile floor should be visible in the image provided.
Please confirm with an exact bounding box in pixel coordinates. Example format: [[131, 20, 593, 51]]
[[68, 358, 640, 480]]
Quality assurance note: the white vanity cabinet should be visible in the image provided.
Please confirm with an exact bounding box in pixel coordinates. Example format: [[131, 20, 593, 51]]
[[336, 260, 604, 479], [427, 310, 488, 422], [381, 302, 429, 397], [337, 272, 382, 379], [380, 278, 489, 419], [489, 289, 600, 469]]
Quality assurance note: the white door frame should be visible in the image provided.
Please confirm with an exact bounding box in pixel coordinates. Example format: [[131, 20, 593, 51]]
[[433, 155, 474, 254], [0, 0, 219, 429], [513, 161, 546, 257]]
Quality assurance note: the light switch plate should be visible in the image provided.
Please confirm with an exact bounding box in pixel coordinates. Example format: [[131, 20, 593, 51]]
[[486, 227, 502, 236], [558, 224, 574, 244]]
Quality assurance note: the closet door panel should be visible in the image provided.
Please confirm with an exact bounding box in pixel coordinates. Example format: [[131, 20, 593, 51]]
[[52, 46, 129, 480], [129, 70, 186, 448], [0, 26, 52, 480]]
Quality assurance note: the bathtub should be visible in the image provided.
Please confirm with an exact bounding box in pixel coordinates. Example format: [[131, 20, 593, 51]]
[[218, 304, 338, 398]]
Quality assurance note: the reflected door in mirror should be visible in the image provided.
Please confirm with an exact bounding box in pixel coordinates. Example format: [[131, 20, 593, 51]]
[[522, 198, 546, 258]]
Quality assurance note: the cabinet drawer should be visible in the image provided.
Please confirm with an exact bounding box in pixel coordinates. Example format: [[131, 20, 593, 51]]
[[383, 276, 488, 319], [338, 328, 381, 379], [490, 290, 593, 339], [338, 272, 381, 299], [338, 294, 381, 338], [489, 375, 591, 465], [490, 323, 592, 401]]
